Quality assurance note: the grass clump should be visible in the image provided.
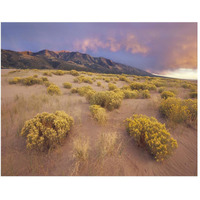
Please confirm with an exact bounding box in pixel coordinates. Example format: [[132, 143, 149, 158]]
[[159, 97, 197, 124], [98, 132, 121, 158], [89, 105, 107, 124], [126, 114, 178, 162], [90, 91, 124, 111], [161, 91, 175, 99], [21, 111, 74, 151], [63, 82, 72, 89], [47, 84, 62, 95]]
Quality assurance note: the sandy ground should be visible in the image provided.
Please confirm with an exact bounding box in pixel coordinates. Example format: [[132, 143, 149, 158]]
[[1, 69, 197, 176]]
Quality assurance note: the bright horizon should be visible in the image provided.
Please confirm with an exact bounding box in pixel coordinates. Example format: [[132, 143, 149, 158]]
[[1, 23, 197, 79]]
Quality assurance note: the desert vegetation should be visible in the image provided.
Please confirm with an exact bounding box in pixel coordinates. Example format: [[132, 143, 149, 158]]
[[1, 69, 197, 176]]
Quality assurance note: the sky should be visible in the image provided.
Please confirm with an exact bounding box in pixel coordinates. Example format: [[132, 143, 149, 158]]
[[1, 22, 197, 79]]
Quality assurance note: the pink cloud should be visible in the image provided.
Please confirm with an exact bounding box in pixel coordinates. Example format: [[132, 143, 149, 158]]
[[73, 34, 148, 54]]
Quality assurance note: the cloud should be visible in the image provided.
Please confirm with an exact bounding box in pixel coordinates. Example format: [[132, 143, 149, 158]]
[[73, 34, 148, 54]]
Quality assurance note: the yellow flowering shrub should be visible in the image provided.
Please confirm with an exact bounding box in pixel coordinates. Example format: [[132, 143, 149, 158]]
[[47, 84, 62, 95], [122, 89, 139, 99], [158, 87, 165, 93], [97, 81, 102, 87], [90, 91, 124, 111], [141, 89, 151, 99], [126, 114, 178, 161], [63, 82, 72, 89], [89, 105, 107, 124], [159, 97, 197, 123], [9, 77, 22, 84], [71, 87, 78, 93], [129, 82, 156, 90], [43, 71, 52, 76], [70, 70, 79, 76], [108, 83, 118, 91], [189, 91, 197, 98], [52, 70, 65, 75], [21, 111, 74, 151], [161, 91, 175, 99]]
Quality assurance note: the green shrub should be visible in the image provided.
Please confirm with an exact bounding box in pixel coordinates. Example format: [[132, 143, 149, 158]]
[[90, 91, 124, 111], [161, 91, 175, 99], [47, 84, 62, 95], [63, 82, 72, 89], [89, 105, 107, 124], [108, 83, 117, 91], [21, 111, 74, 151], [159, 97, 197, 124], [141, 90, 151, 99], [126, 114, 178, 162]]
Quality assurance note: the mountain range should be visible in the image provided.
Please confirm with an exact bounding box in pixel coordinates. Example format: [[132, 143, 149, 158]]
[[1, 49, 153, 76]]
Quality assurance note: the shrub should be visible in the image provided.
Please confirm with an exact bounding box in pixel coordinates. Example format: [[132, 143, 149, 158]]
[[85, 90, 96, 102], [108, 83, 117, 91], [158, 87, 165, 93], [43, 71, 52, 76], [47, 84, 62, 95], [141, 90, 151, 99], [71, 87, 78, 93], [33, 74, 38, 78], [76, 86, 94, 96], [9, 77, 22, 84], [89, 105, 107, 124], [21, 76, 43, 86], [126, 114, 178, 162], [21, 111, 74, 151], [161, 91, 175, 99], [159, 97, 197, 124], [182, 83, 191, 89], [43, 81, 52, 87], [63, 82, 72, 89], [52, 70, 65, 76], [103, 77, 110, 83], [90, 91, 123, 111], [97, 81, 102, 87], [123, 90, 139, 99], [189, 91, 197, 98], [70, 70, 79, 76], [129, 82, 148, 90], [118, 75, 130, 83]]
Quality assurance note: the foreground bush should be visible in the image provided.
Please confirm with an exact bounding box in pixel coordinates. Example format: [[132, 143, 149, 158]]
[[108, 83, 117, 91], [126, 114, 178, 161], [141, 90, 151, 99], [63, 82, 72, 89], [159, 97, 197, 124], [21, 111, 74, 151], [90, 91, 124, 111], [47, 84, 62, 95], [161, 91, 175, 99], [89, 105, 107, 124]]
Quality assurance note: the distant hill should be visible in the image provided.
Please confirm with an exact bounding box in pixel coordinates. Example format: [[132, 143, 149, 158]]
[[1, 49, 153, 76]]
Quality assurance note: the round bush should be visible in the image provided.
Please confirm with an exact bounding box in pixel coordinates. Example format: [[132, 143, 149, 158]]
[[126, 114, 178, 161], [161, 91, 175, 99], [21, 111, 74, 151], [63, 82, 72, 89], [47, 84, 62, 95]]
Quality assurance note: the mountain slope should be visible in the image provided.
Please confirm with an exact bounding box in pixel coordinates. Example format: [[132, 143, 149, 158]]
[[1, 49, 153, 76]]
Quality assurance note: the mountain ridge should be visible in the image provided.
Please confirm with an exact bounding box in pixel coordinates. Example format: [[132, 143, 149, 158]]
[[1, 49, 153, 76]]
